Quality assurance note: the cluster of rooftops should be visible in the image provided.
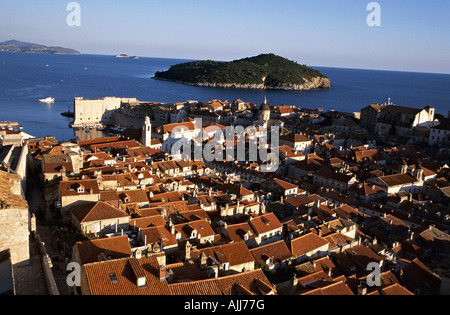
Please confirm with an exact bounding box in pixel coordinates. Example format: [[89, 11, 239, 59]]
[[21, 99, 450, 296]]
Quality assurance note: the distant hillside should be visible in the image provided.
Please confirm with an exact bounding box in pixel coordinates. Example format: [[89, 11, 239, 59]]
[[0, 40, 80, 55], [154, 54, 330, 91]]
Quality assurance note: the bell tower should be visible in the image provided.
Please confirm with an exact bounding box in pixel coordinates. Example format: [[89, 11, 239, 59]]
[[142, 116, 152, 147]]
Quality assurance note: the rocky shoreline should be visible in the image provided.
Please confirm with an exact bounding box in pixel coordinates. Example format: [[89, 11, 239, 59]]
[[154, 76, 331, 91]]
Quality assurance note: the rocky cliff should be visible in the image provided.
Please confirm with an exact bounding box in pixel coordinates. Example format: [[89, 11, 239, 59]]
[[158, 76, 330, 91]]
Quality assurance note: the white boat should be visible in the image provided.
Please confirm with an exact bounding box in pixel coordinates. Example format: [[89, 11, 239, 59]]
[[39, 97, 55, 103]]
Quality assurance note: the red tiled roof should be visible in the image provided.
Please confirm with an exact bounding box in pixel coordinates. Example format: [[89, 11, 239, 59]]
[[79, 136, 121, 147], [300, 281, 354, 295], [249, 213, 282, 235], [83, 256, 171, 295], [378, 283, 414, 295], [349, 183, 385, 196], [378, 174, 418, 187], [130, 215, 166, 229], [71, 201, 129, 223], [60, 180, 100, 197], [91, 140, 140, 151], [190, 242, 254, 267], [274, 178, 299, 191], [74, 235, 132, 265], [140, 226, 178, 248], [117, 190, 149, 204], [250, 240, 292, 265], [289, 233, 329, 258], [173, 220, 215, 239], [169, 269, 275, 295]]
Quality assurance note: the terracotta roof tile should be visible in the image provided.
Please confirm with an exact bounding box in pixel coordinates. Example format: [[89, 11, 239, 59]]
[[169, 269, 275, 295], [250, 240, 292, 265], [289, 233, 330, 258], [71, 201, 129, 223], [74, 235, 132, 265], [83, 256, 171, 295], [300, 281, 354, 295], [249, 213, 282, 235]]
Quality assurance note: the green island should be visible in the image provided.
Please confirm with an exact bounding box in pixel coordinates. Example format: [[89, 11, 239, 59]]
[[154, 53, 330, 90], [0, 40, 81, 55]]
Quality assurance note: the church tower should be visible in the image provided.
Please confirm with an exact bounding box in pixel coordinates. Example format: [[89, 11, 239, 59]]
[[142, 116, 152, 147], [259, 96, 271, 127]]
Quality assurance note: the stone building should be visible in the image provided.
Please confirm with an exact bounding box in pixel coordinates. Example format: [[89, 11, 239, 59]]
[[70, 201, 130, 236], [429, 121, 450, 146], [59, 179, 101, 222], [0, 171, 30, 266], [72, 97, 138, 127], [360, 104, 383, 132], [368, 173, 423, 195], [375, 105, 437, 136]]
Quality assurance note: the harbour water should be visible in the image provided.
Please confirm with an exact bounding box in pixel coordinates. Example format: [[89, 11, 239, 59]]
[[1, 51, 449, 141]]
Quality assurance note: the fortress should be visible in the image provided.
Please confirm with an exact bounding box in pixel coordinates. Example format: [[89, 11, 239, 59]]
[[71, 97, 140, 128]]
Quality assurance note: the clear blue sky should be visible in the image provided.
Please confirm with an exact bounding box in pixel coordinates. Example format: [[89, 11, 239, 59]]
[[1, 0, 449, 73]]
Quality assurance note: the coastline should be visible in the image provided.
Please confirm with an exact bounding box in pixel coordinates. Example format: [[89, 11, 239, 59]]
[[153, 76, 331, 91]]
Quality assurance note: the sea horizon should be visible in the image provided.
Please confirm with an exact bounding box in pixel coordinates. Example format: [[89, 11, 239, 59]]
[[3, 49, 450, 76]]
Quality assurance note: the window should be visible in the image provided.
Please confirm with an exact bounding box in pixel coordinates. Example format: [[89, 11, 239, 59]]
[[109, 273, 118, 284]]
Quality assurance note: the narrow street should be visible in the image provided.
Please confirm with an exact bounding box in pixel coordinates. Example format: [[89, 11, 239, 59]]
[[15, 170, 72, 295]]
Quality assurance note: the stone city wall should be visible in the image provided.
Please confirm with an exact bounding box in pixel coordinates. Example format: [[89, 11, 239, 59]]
[[0, 208, 30, 265], [72, 97, 138, 127]]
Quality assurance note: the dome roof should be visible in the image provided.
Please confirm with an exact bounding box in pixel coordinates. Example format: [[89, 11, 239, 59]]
[[260, 96, 271, 111]]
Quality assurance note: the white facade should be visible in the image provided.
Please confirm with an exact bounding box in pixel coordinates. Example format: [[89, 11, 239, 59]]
[[72, 97, 138, 127], [429, 125, 450, 146]]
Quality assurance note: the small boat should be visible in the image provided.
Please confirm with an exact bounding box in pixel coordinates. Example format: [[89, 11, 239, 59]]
[[39, 97, 55, 103]]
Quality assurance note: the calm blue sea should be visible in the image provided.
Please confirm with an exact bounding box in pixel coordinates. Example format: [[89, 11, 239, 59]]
[[1, 51, 449, 141]]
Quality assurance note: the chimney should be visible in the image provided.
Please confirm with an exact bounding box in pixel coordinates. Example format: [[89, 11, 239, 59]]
[[292, 275, 299, 287], [314, 199, 320, 208], [159, 265, 166, 282], [327, 267, 333, 277], [185, 241, 192, 261], [357, 285, 368, 296], [129, 258, 147, 288]]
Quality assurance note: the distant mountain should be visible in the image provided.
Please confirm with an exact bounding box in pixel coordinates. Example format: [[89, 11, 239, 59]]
[[0, 40, 80, 55], [154, 53, 330, 91], [1, 40, 39, 46]]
